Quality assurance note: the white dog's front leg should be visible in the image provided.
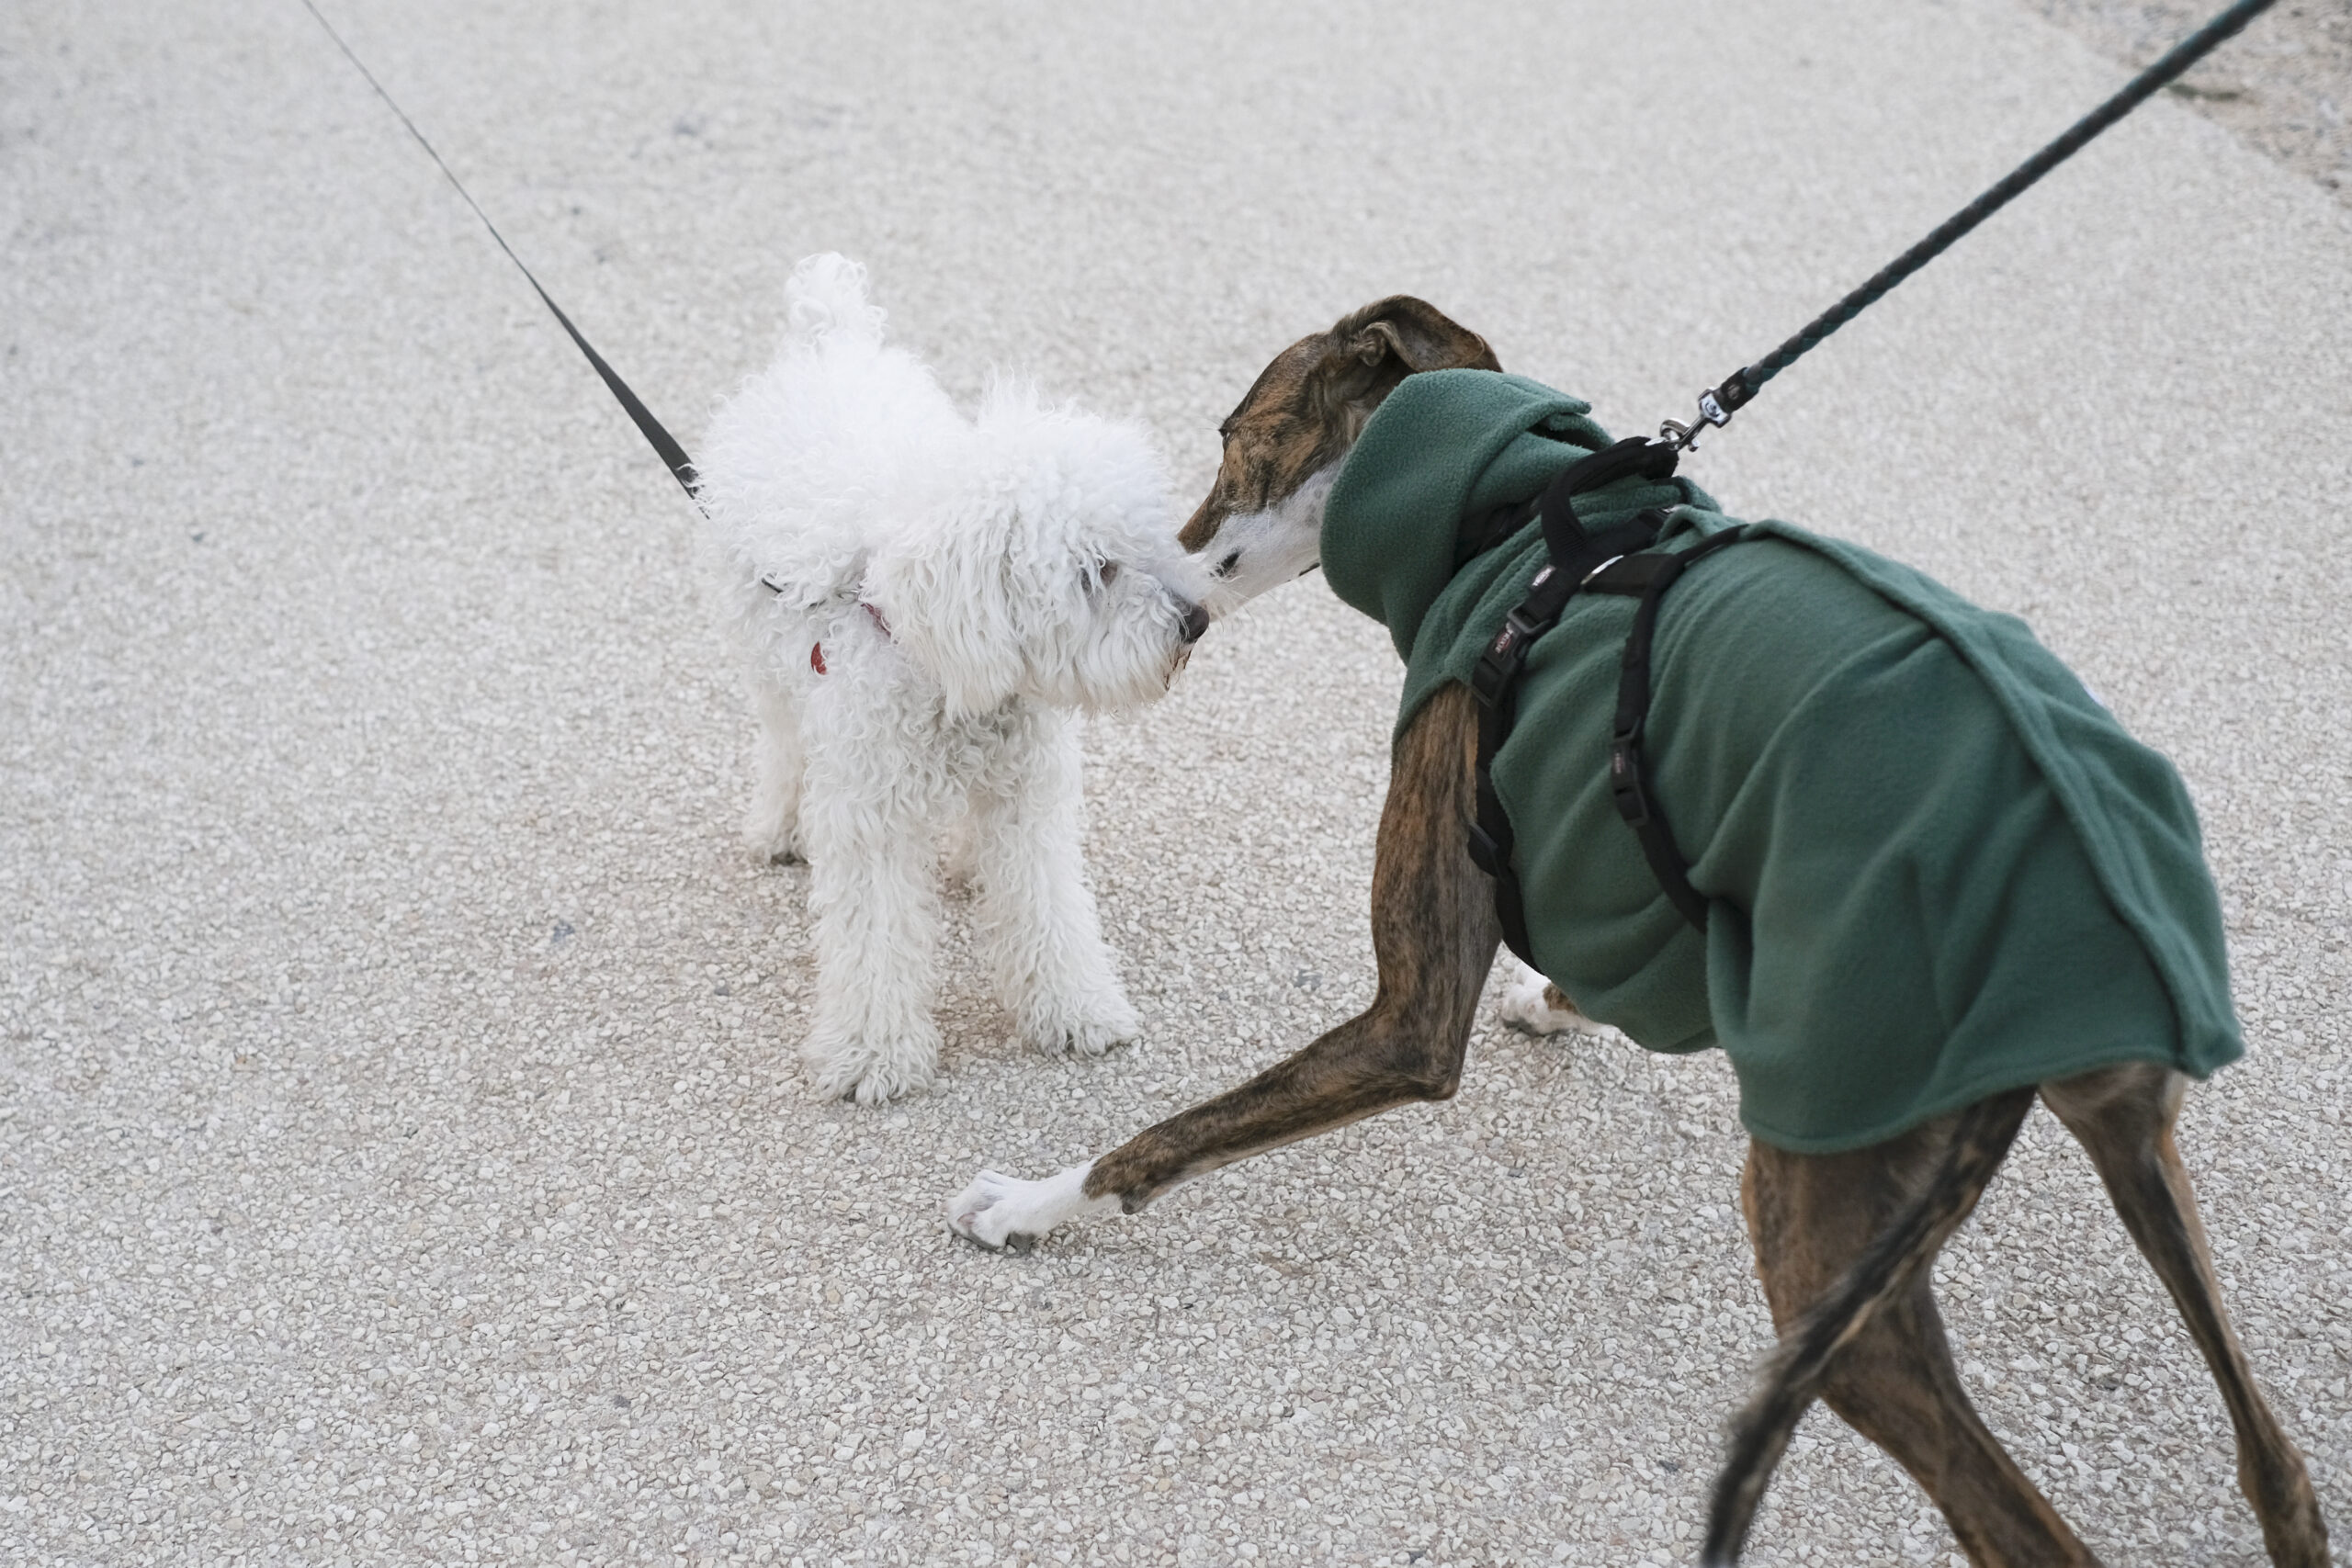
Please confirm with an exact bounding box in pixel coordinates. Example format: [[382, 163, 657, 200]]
[[741, 671, 808, 864], [945, 1160, 1119, 1251], [797, 688, 949, 1104], [967, 706, 1139, 1057]]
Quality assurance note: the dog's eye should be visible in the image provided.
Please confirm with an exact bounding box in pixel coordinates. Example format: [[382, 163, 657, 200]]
[[1214, 550, 1240, 579], [1084, 560, 1120, 591]]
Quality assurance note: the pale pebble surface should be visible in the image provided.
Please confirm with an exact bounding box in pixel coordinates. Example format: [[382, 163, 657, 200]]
[[2, 1, 2347, 1565], [2028, 0, 2352, 200]]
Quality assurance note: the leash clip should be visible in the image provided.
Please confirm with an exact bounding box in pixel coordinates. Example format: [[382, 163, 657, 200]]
[[1657, 389, 1735, 453]]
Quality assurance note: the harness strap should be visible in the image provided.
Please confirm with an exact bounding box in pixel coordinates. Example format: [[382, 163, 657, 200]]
[[1537, 438, 1679, 570], [1584, 527, 1755, 931], [1453, 423, 1596, 570], [1464, 434, 1682, 965]]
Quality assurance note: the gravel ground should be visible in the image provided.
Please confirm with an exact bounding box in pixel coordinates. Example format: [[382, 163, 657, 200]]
[[4, 2, 2348, 1565], [2026, 0, 2351, 199]]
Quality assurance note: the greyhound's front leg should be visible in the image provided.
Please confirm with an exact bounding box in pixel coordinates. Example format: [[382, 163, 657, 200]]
[[946, 684, 1500, 1250]]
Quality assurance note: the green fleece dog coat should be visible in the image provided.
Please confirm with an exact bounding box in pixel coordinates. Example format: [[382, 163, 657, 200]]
[[1321, 370, 2241, 1154]]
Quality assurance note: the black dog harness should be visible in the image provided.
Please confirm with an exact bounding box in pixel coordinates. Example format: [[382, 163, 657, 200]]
[[1462, 437, 1754, 964]]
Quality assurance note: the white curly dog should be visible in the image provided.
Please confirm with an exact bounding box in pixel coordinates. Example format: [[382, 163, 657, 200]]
[[695, 255, 1212, 1105]]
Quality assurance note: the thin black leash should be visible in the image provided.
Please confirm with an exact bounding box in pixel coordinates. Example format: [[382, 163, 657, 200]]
[[303, 0, 2274, 516], [1464, 0, 2282, 962], [1657, 0, 2278, 453], [297, 0, 706, 515]]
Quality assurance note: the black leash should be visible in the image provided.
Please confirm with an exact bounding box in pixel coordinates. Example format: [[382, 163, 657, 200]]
[[305, 0, 2274, 526], [298, 0, 705, 514], [1466, 0, 2278, 948], [1657, 0, 2279, 452]]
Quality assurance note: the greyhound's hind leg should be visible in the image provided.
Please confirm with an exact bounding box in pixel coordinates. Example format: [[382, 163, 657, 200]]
[[2041, 1064, 2329, 1567], [1740, 1120, 2097, 1567]]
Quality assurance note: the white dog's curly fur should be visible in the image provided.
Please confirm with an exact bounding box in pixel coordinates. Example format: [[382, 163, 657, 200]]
[[696, 254, 1211, 1105]]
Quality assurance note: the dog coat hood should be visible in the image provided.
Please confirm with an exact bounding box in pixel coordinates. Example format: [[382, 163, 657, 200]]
[[1322, 369, 2242, 1153]]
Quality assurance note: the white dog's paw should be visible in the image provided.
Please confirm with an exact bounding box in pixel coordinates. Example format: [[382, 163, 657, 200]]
[[804, 1033, 937, 1105], [938, 811, 978, 891], [741, 807, 806, 866], [945, 1162, 1115, 1252], [1496, 959, 1624, 1043], [1020, 994, 1141, 1059]]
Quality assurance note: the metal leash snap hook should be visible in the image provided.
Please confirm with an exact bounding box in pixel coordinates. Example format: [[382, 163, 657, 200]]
[[1657, 389, 1736, 454]]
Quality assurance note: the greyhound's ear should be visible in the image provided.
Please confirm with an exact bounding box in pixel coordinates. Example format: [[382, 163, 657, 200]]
[[1340, 296, 1501, 376], [1316, 295, 1499, 435]]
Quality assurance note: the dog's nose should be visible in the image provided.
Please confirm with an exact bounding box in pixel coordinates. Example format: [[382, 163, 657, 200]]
[[1178, 601, 1211, 645]]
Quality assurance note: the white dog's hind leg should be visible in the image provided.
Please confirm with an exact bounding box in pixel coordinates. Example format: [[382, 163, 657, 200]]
[[945, 1161, 1119, 1251], [937, 800, 979, 892], [798, 684, 950, 1104], [1495, 956, 1625, 1042], [742, 671, 808, 864], [968, 706, 1139, 1057]]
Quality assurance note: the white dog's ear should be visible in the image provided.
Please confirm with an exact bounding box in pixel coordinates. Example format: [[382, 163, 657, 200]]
[[864, 532, 1027, 720]]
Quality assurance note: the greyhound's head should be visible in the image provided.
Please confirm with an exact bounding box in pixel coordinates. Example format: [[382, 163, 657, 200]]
[[1179, 296, 1498, 615]]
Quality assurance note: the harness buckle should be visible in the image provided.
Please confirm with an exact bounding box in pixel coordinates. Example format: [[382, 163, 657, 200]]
[[1465, 821, 1505, 877], [1470, 631, 1515, 705], [1502, 604, 1547, 644], [1608, 735, 1651, 826], [1472, 605, 1549, 705]]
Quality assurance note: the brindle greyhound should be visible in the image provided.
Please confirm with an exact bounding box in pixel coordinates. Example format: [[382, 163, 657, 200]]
[[943, 299, 2329, 1566]]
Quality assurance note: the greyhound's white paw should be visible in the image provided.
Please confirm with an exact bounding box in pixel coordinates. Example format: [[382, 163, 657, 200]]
[[946, 1162, 1115, 1251], [1497, 959, 1624, 1042]]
